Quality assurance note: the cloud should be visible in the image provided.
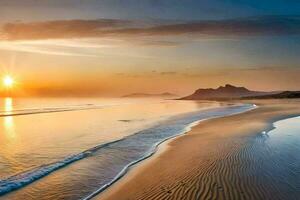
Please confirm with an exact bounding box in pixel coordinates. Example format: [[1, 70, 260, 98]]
[[0, 41, 100, 57], [239, 66, 300, 72], [113, 70, 178, 78], [112, 15, 300, 37], [1, 16, 300, 41], [0, 19, 135, 40], [0, 39, 159, 57], [160, 71, 177, 75]]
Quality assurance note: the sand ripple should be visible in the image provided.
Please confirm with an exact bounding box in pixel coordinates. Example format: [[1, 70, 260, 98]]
[[125, 117, 300, 200]]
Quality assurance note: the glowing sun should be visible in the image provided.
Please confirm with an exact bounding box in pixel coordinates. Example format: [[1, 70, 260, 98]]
[[3, 75, 14, 88]]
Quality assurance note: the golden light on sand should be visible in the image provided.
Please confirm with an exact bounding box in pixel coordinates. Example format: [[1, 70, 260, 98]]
[[3, 75, 14, 88]]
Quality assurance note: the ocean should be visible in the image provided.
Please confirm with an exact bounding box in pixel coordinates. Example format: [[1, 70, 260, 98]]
[[0, 97, 254, 199]]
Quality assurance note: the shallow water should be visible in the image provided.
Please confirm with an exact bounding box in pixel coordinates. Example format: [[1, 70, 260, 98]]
[[237, 116, 300, 199], [0, 97, 254, 199], [197, 116, 300, 200], [205, 116, 300, 200]]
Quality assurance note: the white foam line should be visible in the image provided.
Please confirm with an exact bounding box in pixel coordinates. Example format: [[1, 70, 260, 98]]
[[0, 139, 125, 196]]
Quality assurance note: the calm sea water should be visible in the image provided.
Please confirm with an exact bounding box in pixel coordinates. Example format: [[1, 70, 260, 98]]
[[236, 116, 300, 199], [0, 97, 254, 199]]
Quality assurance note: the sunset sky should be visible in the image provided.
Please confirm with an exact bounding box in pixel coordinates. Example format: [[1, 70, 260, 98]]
[[0, 0, 300, 96]]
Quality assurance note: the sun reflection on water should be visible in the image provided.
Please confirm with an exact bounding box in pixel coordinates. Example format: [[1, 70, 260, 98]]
[[4, 97, 13, 113], [4, 97, 16, 139]]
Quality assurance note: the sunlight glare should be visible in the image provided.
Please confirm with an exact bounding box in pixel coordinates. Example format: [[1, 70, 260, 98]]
[[3, 75, 14, 88]]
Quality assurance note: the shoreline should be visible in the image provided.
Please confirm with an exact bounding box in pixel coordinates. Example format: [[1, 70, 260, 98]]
[[0, 103, 251, 199], [97, 99, 300, 200], [82, 103, 255, 200], [82, 121, 198, 200]]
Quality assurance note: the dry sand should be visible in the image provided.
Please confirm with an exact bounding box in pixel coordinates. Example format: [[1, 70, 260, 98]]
[[97, 99, 300, 200]]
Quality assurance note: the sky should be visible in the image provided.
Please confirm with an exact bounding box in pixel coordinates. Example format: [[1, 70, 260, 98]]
[[0, 0, 300, 96]]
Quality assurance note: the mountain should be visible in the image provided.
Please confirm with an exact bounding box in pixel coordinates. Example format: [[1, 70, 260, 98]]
[[123, 92, 178, 98], [243, 91, 300, 99], [180, 84, 272, 100]]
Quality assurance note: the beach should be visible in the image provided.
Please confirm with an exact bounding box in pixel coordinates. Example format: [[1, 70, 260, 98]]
[[98, 99, 300, 200], [1, 99, 247, 199]]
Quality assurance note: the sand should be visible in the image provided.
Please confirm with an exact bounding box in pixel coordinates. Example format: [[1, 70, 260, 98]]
[[96, 99, 300, 200]]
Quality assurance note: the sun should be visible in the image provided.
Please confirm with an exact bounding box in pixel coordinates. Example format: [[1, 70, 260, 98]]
[[3, 75, 14, 88]]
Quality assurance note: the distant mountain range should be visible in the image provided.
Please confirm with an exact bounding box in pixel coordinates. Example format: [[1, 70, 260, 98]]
[[180, 84, 271, 100], [123, 92, 178, 98], [180, 84, 299, 100], [243, 91, 300, 99]]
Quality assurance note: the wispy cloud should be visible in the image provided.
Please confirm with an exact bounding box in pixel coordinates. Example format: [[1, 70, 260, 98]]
[[0, 39, 160, 57], [160, 71, 177, 75], [0, 40, 107, 57], [1, 16, 300, 41], [239, 66, 300, 72], [0, 19, 133, 40]]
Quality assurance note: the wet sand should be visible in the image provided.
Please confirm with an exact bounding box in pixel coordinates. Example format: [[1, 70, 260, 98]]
[[97, 99, 300, 200]]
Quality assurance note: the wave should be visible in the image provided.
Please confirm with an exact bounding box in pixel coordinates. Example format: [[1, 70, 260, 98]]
[[0, 104, 256, 197], [0, 104, 122, 117], [0, 100, 169, 117], [0, 138, 124, 195]]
